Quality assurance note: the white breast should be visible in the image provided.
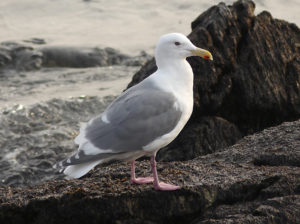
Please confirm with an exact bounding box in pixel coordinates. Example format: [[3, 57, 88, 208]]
[[142, 60, 194, 153]]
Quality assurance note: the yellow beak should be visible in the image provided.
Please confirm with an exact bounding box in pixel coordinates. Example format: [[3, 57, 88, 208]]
[[191, 48, 213, 60]]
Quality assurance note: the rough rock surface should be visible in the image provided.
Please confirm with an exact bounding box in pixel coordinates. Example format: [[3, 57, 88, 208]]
[[128, 0, 300, 161], [0, 119, 299, 224]]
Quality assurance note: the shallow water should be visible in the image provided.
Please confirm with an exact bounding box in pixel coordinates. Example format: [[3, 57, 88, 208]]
[[0, 65, 140, 186], [0, 96, 115, 186], [0, 66, 138, 108]]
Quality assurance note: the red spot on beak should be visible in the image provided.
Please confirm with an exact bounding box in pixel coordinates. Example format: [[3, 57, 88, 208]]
[[204, 56, 210, 60]]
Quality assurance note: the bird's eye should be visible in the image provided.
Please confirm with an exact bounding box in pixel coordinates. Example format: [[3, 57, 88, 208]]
[[174, 42, 181, 46]]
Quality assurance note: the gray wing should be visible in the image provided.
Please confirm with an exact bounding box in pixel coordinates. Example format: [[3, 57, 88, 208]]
[[58, 83, 182, 167], [85, 86, 182, 152]]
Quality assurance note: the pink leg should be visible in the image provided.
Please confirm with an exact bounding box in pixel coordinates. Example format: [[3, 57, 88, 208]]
[[130, 160, 154, 184], [151, 156, 180, 191]]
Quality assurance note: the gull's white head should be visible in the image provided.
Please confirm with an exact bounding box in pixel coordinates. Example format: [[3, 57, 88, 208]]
[[155, 33, 213, 63]]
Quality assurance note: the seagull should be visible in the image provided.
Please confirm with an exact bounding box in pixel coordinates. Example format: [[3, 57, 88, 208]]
[[55, 33, 213, 191]]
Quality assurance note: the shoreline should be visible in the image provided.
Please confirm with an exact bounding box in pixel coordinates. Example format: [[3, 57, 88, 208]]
[[0, 66, 138, 109]]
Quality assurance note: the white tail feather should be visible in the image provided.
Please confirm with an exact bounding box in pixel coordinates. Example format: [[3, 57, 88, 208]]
[[63, 160, 102, 179]]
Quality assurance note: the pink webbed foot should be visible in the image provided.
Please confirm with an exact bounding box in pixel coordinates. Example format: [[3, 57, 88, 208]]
[[150, 156, 180, 191], [131, 177, 154, 185], [130, 161, 153, 185], [153, 182, 180, 191]]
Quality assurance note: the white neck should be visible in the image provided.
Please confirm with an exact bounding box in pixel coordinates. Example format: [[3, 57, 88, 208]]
[[153, 57, 194, 95]]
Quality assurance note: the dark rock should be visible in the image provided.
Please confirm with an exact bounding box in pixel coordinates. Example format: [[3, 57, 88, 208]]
[[128, 0, 300, 161], [41, 46, 108, 67], [0, 47, 12, 67], [13, 47, 43, 71], [0, 42, 43, 71], [0, 119, 299, 224], [0, 43, 149, 72], [41, 46, 129, 68], [158, 116, 242, 161], [41, 47, 151, 68], [123, 50, 152, 66]]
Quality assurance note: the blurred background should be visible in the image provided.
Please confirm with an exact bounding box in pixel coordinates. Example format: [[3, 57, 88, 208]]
[[0, 0, 299, 55]]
